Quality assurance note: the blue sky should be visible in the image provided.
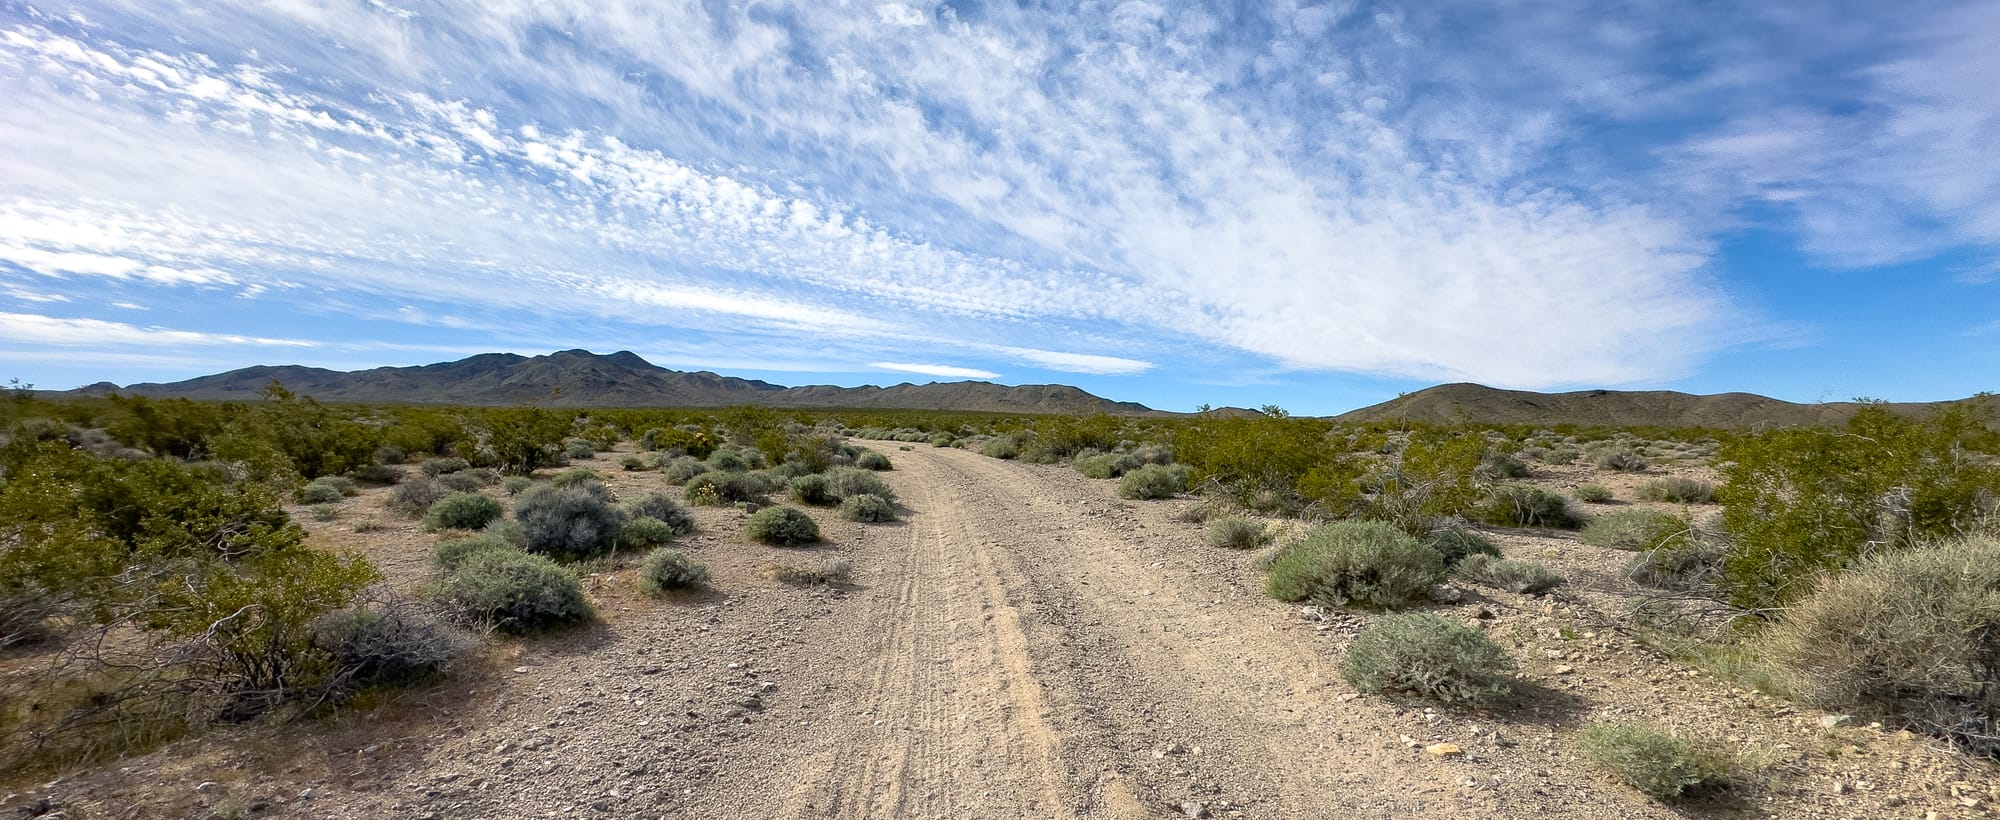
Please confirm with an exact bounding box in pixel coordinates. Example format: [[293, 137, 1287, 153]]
[[0, 1, 1994, 415]]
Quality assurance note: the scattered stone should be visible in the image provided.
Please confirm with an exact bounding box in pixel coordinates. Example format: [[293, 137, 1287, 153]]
[[1819, 714, 1853, 729], [195, 782, 219, 794], [1428, 584, 1463, 604], [514, 666, 531, 674], [1552, 665, 1574, 676], [1831, 781, 1850, 795], [1179, 800, 1210, 818], [1425, 743, 1464, 759]]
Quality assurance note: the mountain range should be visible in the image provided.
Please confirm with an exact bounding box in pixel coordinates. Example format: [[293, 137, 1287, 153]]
[[1332, 383, 1995, 429]]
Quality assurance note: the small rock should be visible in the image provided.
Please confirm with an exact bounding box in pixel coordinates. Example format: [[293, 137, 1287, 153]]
[[1831, 781, 1850, 795], [196, 782, 219, 793], [1425, 743, 1464, 758], [1336, 693, 1359, 702], [1179, 800, 1209, 818], [1428, 584, 1463, 604], [1819, 714, 1852, 729], [1552, 665, 1574, 675], [514, 666, 531, 674]]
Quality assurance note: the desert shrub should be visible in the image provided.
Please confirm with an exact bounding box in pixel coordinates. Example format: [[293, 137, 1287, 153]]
[[1760, 537, 2000, 754], [430, 534, 520, 571], [1341, 613, 1516, 706], [388, 479, 445, 516], [1118, 463, 1191, 500], [562, 439, 596, 460], [706, 448, 754, 472], [745, 506, 820, 546], [929, 433, 956, 448], [1592, 448, 1650, 472], [1477, 452, 1530, 479], [739, 470, 789, 497], [1074, 451, 1130, 479], [501, 476, 534, 495], [686, 484, 722, 507], [759, 559, 853, 586], [1422, 528, 1501, 567], [513, 483, 625, 560], [1637, 476, 1715, 503], [347, 463, 402, 485], [1573, 483, 1614, 503], [0, 582, 59, 648], [1207, 516, 1270, 549], [623, 492, 696, 537], [824, 466, 896, 502], [661, 456, 707, 485], [435, 471, 485, 493], [636, 548, 709, 592], [422, 492, 504, 532], [433, 550, 590, 631], [855, 451, 893, 471], [619, 455, 649, 471], [1264, 520, 1445, 608], [309, 503, 340, 521], [618, 517, 681, 549], [1580, 509, 1690, 551], [300, 480, 345, 504], [1578, 723, 1731, 799], [686, 471, 768, 504], [549, 468, 606, 490], [312, 596, 475, 690], [838, 493, 897, 523], [1541, 447, 1580, 464], [1456, 554, 1564, 595], [1628, 538, 1725, 591], [788, 474, 837, 506], [1129, 444, 1173, 465], [375, 445, 408, 465], [420, 456, 472, 477], [1478, 485, 1579, 529], [981, 435, 1021, 460]]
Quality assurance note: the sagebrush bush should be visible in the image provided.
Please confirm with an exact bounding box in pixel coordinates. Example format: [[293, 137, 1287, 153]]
[[1118, 463, 1191, 500], [550, 468, 606, 490], [1573, 483, 1614, 503], [312, 596, 475, 690], [1592, 448, 1650, 472], [502, 476, 535, 495], [855, 451, 893, 471], [1637, 476, 1715, 503], [1456, 553, 1564, 595], [1075, 450, 1141, 479], [436, 471, 484, 493], [421, 456, 472, 477], [1580, 509, 1690, 551], [759, 559, 853, 585], [388, 479, 445, 516], [706, 448, 755, 472], [661, 456, 707, 484], [1264, 520, 1445, 608], [745, 506, 820, 545], [981, 435, 1021, 460], [1478, 485, 1579, 529], [1341, 613, 1516, 706], [619, 517, 681, 549], [1477, 452, 1530, 479], [300, 480, 345, 504], [838, 493, 897, 523], [1578, 722, 1730, 799], [686, 471, 768, 504], [433, 550, 590, 631], [1207, 516, 1270, 549], [637, 548, 709, 592], [623, 492, 696, 537], [430, 534, 520, 571], [562, 439, 595, 460], [824, 466, 896, 502], [1422, 528, 1501, 567], [422, 492, 505, 532], [1542, 447, 1581, 465], [788, 473, 837, 506], [513, 483, 625, 560], [619, 455, 649, 471], [1760, 537, 2000, 755]]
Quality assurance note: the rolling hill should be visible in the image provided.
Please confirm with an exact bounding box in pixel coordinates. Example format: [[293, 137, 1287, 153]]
[[1334, 382, 1995, 429]]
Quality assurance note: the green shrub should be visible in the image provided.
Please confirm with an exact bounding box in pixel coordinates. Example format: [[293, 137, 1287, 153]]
[[1341, 613, 1515, 706], [1265, 520, 1445, 608], [660, 456, 707, 485], [420, 456, 471, 477], [686, 471, 768, 504], [312, 596, 474, 690], [981, 435, 1020, 460], [1207, 516, 1270, 549], [824, 466, 896, 502], [759, 559, 853, 586], [436, 471, 485, 493], [1627, 538, 1724, 591], [346, 463, 402, 485], [312, 475, 359, 496], [1573, 483, 1614, 503], [300, 480, 345, 504], [433, 550, 590, 631], [623, 492, 696, 537], [1455, 554, 1564, 595], [430, 534, 520, 571], [1592, 448, 1650, 472], [549, 468, 605, 489], [745, 506, 820, 546], [502, 476, 534, 495], [686, 484, 722, 506], [855, 451, 892, 471], [513, 483, 625, 560], [310, 503, 340, 521], [562, 439, 596, 460], [619, 517, 681, 549], [929, 433, 956, 448], [1422, 528, 1501, 567], [636, 548, 709, 592], [706, 448, 755, 472], [788, 474, 837, 506], [1478, 485, 1579, 528], [838, 493, 897, 523], [1637, 476, 1715, 503], [388, 479, 444, 516], [1580, 509, 1689, 551], [619, 455, 649, 471], [1542, 447, 1580, 465], [422, 492, 504, 532], [1577, 723, 1730, 799], [1075, 450, 1141, 479], [1760, 537, 2000, 755], [1118, 463, 1191, 500], [1477, 452, 1530, 479]]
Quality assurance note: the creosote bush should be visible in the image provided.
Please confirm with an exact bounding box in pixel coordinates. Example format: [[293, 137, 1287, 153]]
[[788, 474, 837, 506], [1478, 485, 1579, 529], [311, 595, 475, 691], [422, 491, 504, 532], [513, 482, 625, 560], [1455, 554, 1564, 595], [1580, 509, 1690, 551], [838, 493, 897, 523], [637, 548, 709, 593], [388, 479, 444, 516], [1421, 528, 1501, 567], [1117, 463, 1191, 500], [1341, 613, 1515, 706], [1573, 483, 1614, 503], [660, 456, 707, 485], [432, 549, 591, 632], [686, 471, 768, 504], [1207, 516, 1270, 549], [430, 534, 520, 571], [745, 506, 820, 546], [824, 466, 896, 502], [501, 476, 535, 495], [855, 451, 893, 471], [1627, 538, 1724, 591], [1264, 520, 1445, 608], [1578, 722, 1731, 799], [1637, 476, 1715, 503], [980, 435, 1021, 460]]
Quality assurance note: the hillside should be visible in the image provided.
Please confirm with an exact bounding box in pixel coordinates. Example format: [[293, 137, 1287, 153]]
[[82, 349, 1161, 415], [1334, 382, 1994, 429]]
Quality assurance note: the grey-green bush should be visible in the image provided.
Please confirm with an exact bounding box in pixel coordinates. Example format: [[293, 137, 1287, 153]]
[[1577, 722, 1730, 799], [1478, 485, 1579, 529], [1118, 463, 1191, 500], [788, 474, 837, 506], [502, 475, 535, 495], [1573, 483, 1614, 503], [312, 596, 475, 690], [421, 456, 472, 477], [1628, 538, 1724, 591], [1341, 613, 1516, 706], [855, 451, 893, 471], [824, 466, 896, 503], [1580, 509, 1690, 551], [1592, 448, 1650, 472], [550, 468, 606, 490], [706, 449, 755, 472], [619, 517, 681, 550], [433, 550, 591, 631], [746, 506, 820, 545], [1636, 476, 1715, 503], [436, 471, 485, 493], [838, 493, 897, 523], [1421, 528, 1501, 567], [686, 471, 768, 504], [661, 456, 707, 485], [430, 534, 521, 571], [1477, 452, 1530, 479], [388, 479, 445, 516], [514, 482, 626, 560], [1455, 553, 1564, 595], [623, 492, 696, 537], [637, 548, 709, 592], [300, 480, 345, 504], [981, 435, 1020, 460], [1264, 520, 1445, 608], [563, 439, 596, 460], [1207, 516, 1269, 549], [619, 455, 649, 471], [423, 492, 505, 532]]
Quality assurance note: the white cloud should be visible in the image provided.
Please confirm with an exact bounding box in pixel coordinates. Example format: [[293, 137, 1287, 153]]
[[871, 361, 1000, 380], [0, 311, 318, 348], [995, 347, 1154, 376]]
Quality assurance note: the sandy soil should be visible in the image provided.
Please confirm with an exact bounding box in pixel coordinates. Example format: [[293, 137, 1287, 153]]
[[7, 444, 1998, 819]]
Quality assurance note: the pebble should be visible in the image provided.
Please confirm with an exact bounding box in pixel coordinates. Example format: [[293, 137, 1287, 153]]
[[1179, 800, 1209, 818], [1425, 743, 1464, 758]]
